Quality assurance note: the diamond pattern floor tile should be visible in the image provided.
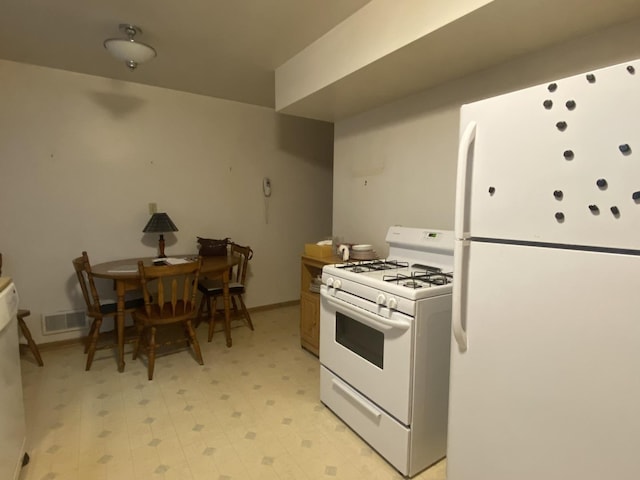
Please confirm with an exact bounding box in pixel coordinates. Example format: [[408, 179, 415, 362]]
[[18, 305, 445, 480]]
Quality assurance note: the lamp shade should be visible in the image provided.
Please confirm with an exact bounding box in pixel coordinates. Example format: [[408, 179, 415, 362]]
[[143, 213, 178, 233]]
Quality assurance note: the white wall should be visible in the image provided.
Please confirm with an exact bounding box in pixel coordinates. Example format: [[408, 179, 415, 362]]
[[333, 18, 640, 257], [0, 60, 334, 344]]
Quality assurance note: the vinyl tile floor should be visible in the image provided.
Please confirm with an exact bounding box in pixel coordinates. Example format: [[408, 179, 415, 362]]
[[18, 305, 446, 480]]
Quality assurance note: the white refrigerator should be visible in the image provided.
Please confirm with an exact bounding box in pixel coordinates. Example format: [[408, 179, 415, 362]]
[[448, 58, 640, 479], [0, 279, 27, 480]]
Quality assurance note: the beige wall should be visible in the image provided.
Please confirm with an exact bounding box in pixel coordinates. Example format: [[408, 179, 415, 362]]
[[276, 0, 491, 110], [333, 18, 640, 257], [0, 60, 333, 344]]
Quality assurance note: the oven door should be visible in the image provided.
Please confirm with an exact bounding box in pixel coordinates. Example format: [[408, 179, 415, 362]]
[[320, 285, 414, 424]]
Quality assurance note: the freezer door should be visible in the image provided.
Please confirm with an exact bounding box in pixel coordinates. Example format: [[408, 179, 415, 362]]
[[457, 58, 640, 250], [448, 241, 640, 480]]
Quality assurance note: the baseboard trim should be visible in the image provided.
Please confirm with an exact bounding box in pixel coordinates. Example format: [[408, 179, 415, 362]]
[[34, 300, 301, 351], [34, 336, 86, 351], [248, 299, 299, 312]]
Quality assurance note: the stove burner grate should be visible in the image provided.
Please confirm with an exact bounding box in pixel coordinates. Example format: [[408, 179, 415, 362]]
[[384, 271, 453, 289], [338, 259, 409, 273]]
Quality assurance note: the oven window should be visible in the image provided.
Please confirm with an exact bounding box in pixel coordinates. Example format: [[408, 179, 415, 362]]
[[335, 312, 384, 368]]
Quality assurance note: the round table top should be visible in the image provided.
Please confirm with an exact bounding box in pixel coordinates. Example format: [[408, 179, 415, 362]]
[[91, 254, 239, 280]]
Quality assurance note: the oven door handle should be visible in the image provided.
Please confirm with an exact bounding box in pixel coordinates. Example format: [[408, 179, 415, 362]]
[[323, 294, 411, 331]]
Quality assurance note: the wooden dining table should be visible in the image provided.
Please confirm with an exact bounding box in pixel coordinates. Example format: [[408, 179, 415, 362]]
[[91, 254, 240, 372]]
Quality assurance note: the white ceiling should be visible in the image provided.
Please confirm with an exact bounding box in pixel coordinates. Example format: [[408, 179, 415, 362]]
[[0, 0, 371, 108]]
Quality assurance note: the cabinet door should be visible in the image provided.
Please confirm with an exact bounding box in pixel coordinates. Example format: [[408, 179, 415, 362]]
[[300, 291, 319, 355]]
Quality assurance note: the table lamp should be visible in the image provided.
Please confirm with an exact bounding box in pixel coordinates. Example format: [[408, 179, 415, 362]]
[[143, 212, 178, 258]]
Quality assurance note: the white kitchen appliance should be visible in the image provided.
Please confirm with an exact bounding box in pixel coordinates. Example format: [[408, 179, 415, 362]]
[[320, 226, 453, 477], [449, 58, 640, 480], [0, 278, 28, 480]]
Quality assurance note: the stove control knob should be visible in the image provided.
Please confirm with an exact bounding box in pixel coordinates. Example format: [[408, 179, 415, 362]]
[[326, 277, 334, 287], [376, 294, 387, 306], [333, 279, 342, 290], [387, 298, 398, 310]]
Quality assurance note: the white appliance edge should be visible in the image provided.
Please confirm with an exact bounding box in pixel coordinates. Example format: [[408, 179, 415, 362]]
[[0, 279, 27, 480], [319, 227, 454, 477], [320, 290, 452, 476], [448, 58, 640, 479]]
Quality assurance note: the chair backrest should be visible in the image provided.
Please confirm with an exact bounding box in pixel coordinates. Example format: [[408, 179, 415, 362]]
[[72, 251, 102, 317], [230, 243, 253, 285], [137, 257, 202, 320]]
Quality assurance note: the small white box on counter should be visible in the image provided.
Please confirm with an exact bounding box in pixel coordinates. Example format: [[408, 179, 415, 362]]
[[304, 243, 334, 258]]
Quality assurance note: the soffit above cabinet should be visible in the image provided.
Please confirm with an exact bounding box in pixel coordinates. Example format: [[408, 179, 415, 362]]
[[275, 0, 640, 122]]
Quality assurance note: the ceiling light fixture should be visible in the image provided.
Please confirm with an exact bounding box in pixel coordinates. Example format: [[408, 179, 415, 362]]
[[104, 24, 157, 71]]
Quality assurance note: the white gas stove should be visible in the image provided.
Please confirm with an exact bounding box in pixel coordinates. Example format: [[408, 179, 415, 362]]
[[322, 227, 454, 315], [319, 226, 454, 477]]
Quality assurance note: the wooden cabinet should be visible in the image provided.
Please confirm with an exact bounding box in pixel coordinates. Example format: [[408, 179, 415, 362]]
[[300, 291, 319, 354], [300, 254, 341, 356]]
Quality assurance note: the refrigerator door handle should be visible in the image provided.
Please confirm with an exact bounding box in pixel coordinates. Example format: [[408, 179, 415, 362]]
[[454, 120, 477, 239], [452, 239, 469, 352]]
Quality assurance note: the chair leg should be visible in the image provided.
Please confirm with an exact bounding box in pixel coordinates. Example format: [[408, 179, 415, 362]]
[[17, 311, 44, 367], [84, 318, 103, 370], [132, 322, 144, 360], [85, 319, 98, 354], [185, 319, 204, 365], [180, 321, 190, 347], [237, 296, 254, 331], [231, 296, 239, 315], [148, 326, 157, 381], [196, 294, 207, 328], [207, 296, 216, 342]]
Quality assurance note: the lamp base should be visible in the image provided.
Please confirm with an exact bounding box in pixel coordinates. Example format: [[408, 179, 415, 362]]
[[158, 234, 166, 258]]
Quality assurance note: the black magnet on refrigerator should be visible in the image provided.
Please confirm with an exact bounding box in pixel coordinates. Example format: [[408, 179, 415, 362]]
[[543, 100, 553, 109], [586, 73, 596, 83], [596, 179, 608, 189], [556, 121, 567, 131], [555, 212, 565, 222], [553, 190, 563, 200], [563, 150, 574, 160], [619, 144, 632, 155], [588, 205, 600, 214], [565, 100, 576, 110], [611, 206, 620, 217], [632, 191, 640, 202], [627, 65, 636, 74]]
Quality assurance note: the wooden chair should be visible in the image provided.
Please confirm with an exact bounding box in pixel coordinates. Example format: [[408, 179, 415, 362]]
[[72, 251, 144, 371], [17, 309, 43, 366], [0, 253, 43, 366], [197, 243, 254, 342], [132, 257, 203, 380]]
